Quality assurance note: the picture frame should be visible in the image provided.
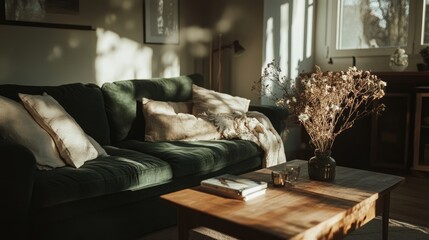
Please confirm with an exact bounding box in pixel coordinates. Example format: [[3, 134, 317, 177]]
[[0, 0, 93, 31], [144, 0, 179, 44]]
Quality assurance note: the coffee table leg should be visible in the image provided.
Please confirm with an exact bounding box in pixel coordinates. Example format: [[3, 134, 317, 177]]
[[177, 208, 198, 240], [382, 193, 391, 240]]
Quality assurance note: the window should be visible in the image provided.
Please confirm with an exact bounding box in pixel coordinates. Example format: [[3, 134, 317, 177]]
[[424, 0, 429, 44], [330, 0, 427, 57]]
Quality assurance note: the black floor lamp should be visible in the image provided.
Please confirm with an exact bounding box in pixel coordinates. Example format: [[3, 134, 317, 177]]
[[209, 35, 245, 92]]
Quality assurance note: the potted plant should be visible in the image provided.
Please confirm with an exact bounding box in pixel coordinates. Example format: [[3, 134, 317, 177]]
[[253, 61, 386, 181], [418, 47, 429, 71]]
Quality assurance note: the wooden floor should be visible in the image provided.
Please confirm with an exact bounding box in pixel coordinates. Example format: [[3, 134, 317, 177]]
[[389, 173, 429, 228]]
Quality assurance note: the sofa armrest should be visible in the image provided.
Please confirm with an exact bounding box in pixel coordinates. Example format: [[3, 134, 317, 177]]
[[248, 104, 289, 133], [0, 139, 36, 237]]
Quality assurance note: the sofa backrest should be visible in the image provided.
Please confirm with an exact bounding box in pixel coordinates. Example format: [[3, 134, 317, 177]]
[[0, 83, 111, 146], [101, 74, 204, 144]]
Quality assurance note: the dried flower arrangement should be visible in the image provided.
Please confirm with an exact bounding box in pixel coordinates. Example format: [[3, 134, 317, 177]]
[[252, 60, 386, 152]]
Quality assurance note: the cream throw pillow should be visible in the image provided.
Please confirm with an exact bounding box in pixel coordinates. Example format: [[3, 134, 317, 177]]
[[192, 85, 251, 115], [0, 96, 65, 169], [19, 93, 99, 168], [143, 98, 220, 141]]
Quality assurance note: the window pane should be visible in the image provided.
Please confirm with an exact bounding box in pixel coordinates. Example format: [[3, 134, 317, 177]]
[[338, 0, 409, 50], [425, 0, 429, 44]]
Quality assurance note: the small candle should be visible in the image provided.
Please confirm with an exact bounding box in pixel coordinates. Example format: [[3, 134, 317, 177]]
[[271, 170, 286, 187]]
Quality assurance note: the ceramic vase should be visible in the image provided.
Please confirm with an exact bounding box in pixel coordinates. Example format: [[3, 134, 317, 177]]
[[308, 149, 336, 181]]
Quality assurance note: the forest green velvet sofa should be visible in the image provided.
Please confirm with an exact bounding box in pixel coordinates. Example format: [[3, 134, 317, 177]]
[[0, 74, 288, 240]]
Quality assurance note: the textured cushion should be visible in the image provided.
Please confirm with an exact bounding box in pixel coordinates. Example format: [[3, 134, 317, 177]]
[[0, 83, 111, 145], [143, 98, 220, 141], [87, 135, 109, 157], [0, 96, 64, 169], [19, 93, 98, 168], [118, 140, 262, 178], [32, 146, 173, 208], [192, 85, 250, 115], [143, 98, 193, 115]]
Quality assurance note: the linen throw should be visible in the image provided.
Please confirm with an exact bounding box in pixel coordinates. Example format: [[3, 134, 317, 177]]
[[202, 111, 287, 167]]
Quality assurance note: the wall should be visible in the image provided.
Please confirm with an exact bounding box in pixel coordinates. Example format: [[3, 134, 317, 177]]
[[0, 0, 265, 106], [261, 0, 316, 157], [0, 0, 207, 86], [195, 0, 264, 104]]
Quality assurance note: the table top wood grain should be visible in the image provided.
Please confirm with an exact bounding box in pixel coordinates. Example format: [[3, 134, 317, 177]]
[[161, 160, 405, 240]]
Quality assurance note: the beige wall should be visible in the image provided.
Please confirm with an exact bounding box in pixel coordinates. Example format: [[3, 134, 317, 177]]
[[0, 0, 207, 86], [0, 0, 264, 105], [208, 0, 264, 104], [189, 0, 264, 104]]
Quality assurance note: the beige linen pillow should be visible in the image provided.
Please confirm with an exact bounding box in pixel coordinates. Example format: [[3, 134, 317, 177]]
[[143, 98, 220, 141], [192, 84, 251, 115], [0, 96, 65, 169], [87, 134, 109, 157], [19, 92, 99, 168]]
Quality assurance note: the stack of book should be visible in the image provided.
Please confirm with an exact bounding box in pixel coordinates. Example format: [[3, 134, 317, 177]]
[[200, 174, 267, 201]]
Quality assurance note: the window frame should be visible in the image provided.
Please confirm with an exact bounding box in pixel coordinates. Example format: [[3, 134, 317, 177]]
[[414, 0, 428, 50], [329, 0, 425, 58]]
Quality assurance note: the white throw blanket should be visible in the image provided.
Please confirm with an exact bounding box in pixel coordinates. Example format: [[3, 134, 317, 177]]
[[202, 111, 287, 167]]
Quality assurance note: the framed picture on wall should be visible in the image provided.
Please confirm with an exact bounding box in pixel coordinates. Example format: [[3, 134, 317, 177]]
[[144, 0, 179, 44], [0, 0, 93, 30]]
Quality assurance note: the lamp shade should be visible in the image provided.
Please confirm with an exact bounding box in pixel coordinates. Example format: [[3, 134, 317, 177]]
[[231, 40, 245, 55]]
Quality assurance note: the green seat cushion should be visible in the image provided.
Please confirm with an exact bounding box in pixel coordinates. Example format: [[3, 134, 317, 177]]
[[32, 146, 172, 209], [117, 140, 262, 178]]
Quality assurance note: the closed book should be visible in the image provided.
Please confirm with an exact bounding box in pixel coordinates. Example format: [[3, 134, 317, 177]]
[[200, 174, 268, 197], [201, 187, 266, 201]]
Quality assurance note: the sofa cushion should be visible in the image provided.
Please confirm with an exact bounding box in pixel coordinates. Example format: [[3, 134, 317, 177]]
[[0, 96, 65, 169], [0, 83, 110, 145], [192, 84, 251, 115], [117, 139, 262, 178], [101, 74, 204, 144], [32, 146, 173, 209], [142, 98, 220, 141], [19, 92, 99, 168]]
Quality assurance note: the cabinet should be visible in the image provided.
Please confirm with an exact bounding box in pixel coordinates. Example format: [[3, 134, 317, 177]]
[[371, 93, 410, 170], [413, 91, 429, 171], [371, 72, 429, 172]]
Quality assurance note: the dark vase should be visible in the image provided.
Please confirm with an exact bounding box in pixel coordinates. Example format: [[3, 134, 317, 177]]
[[308, 149, 336, 181]]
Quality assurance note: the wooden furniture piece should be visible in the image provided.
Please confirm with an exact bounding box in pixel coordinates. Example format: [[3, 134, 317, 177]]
[[371, 72, 429, 172], [413, 88, 429, 171], [161, 160, 404, 240]]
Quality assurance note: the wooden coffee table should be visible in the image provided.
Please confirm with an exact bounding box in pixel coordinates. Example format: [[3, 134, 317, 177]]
[[160, 160, 404, 240]]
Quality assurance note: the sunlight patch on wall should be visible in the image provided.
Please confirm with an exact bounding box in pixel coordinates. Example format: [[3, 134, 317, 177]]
[[162, 51, 180, 77], [105, 14, 117, 25], [216, 5, 242, 34], [280, 3, 289, 77], [290, 1, 305, 79], [306, 0, 314, 59], [262, 17, 275, 104], [264, 17, 274, 67], [68, 37, 81, 49], [185, 26, 211, 57], [47, 45, 63, 61], [95, 28, 153, 85]]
